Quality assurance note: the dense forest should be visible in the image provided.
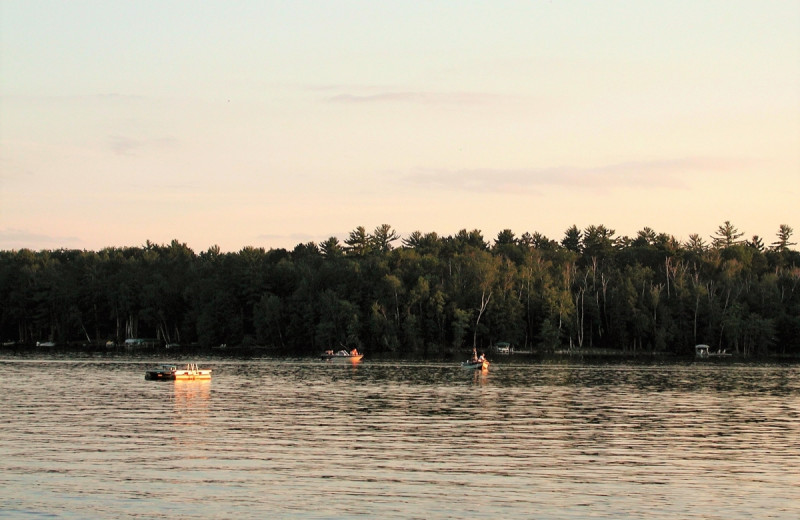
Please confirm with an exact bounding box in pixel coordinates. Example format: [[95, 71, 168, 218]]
[[1, 222, 798, 357]]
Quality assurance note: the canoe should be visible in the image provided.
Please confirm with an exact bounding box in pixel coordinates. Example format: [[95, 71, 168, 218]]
[[461, 360, 489, 370], [321, 350, 363, 363]]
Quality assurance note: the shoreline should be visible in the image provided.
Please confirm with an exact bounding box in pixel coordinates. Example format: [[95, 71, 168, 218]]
[[2, 344, 799, 363]]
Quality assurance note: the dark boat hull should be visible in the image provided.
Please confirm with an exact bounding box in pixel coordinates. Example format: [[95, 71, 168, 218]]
[[145, 371, 178, 381], [461, 360, 489, 370]]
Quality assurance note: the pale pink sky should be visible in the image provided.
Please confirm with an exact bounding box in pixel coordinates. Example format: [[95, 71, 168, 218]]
[[1, 1, 798, 252]]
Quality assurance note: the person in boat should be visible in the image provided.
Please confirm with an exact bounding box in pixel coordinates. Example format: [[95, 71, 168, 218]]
[[350, 348, 359, 356], [478, 352, 486, 363], [471, 347, 478, 363]]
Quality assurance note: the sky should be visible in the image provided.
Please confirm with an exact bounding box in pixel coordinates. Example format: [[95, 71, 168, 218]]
[[1, 1, 798, 252]]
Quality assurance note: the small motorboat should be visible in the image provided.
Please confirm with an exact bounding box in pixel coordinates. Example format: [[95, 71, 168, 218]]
[[145, 363, 212, 381], [321, 349, 363, 363], [461, 359, 490, 371]]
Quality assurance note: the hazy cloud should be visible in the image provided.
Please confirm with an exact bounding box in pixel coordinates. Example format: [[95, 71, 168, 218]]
[[403, 157, 746, 193], [256, 232, 319, 243], [256, 231, 352, 249], [108, 135, 179, 156], [0, 229, 81, 250], [3, 92, 147, 105], [325, 90, 499, 106]]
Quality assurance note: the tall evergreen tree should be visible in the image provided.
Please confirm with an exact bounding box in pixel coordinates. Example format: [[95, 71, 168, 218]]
[[371, 224, 400, 253], [771, 224, 795, 252], [712, 221, 744, 249], [320, 237, 344, 258], [344, 226, 371, 256], [561, 225, 582, 253], [685, 234, 707, 253]]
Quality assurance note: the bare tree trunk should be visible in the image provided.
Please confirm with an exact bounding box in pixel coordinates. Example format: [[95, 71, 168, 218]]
[[665, 257, 671, 298], [574, 288, 585, 349], [472, 290, 492, 349]]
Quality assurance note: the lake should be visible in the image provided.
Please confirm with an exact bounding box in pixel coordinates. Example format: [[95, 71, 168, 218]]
[[0, 356, 798, 519]]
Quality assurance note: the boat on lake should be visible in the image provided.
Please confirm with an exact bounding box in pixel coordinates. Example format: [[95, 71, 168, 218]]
[[695, 344, 732, 358], [321, 349, 363, 363], [144, 363, 212, 381], [463, 347, 490, 370], [461, 359, 490, 371]]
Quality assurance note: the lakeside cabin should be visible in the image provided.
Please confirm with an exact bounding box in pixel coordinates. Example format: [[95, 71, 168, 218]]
[[494, 342, 513, 354]]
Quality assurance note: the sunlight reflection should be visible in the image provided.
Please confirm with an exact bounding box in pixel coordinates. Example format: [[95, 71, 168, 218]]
[[172, 379, 211, 409]]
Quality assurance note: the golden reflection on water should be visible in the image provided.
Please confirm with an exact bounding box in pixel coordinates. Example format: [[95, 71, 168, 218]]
[[169, 379, 212, 450], [172, 379, 211, 407], [472, 368, 489, 385]]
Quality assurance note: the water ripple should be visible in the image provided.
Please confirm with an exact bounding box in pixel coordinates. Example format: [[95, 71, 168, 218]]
[[0, 358, 798, 519]]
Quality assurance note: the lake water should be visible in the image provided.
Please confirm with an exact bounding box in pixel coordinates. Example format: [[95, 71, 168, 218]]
[[0, 356, 798, 519]]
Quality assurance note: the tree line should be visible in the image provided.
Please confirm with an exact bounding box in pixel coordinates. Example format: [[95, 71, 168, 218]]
[[1, 222, 798, 357]]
